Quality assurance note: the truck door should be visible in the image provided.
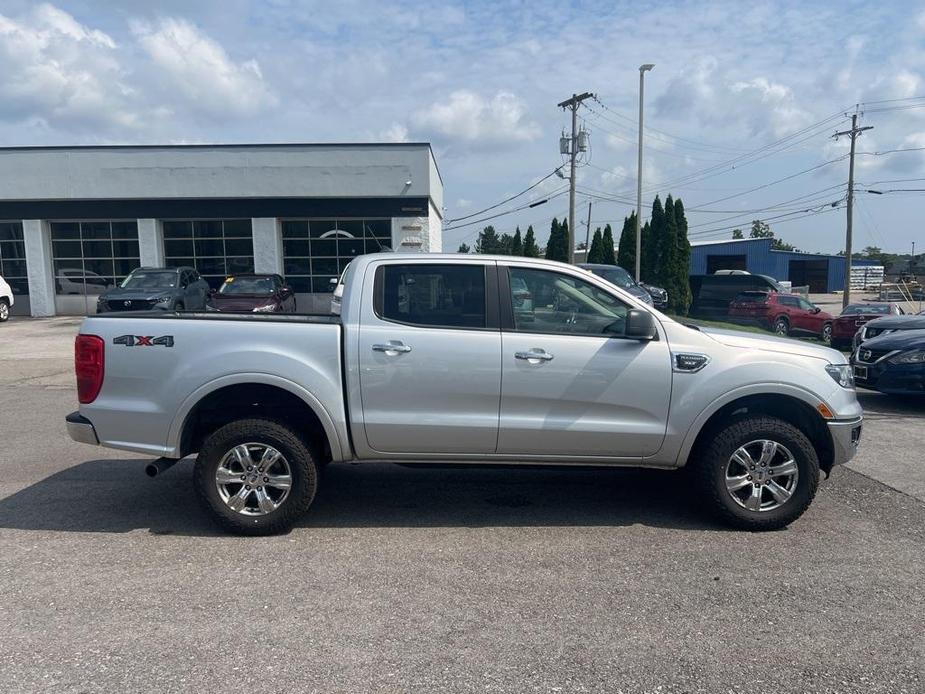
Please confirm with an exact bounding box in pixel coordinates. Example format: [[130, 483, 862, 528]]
[[496, 265, 672, 458], [358, 261, 502, 454]]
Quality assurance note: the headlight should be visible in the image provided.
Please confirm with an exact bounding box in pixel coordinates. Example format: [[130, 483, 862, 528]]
[[889, 350, 925, 364], [154, 295, 172, 304], [252, 304, 277, 313], [825, 363, 854, 388]]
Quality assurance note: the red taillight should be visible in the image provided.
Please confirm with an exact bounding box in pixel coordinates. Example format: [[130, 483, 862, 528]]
[[75, 334, 104, 404]]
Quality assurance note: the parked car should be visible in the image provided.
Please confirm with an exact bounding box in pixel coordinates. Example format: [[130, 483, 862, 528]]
[[0, 274, 12, 322], [851, 328, 925, 394], [639, 282, 669, 309], [831, 303, 904, 350], [853, 309, 925, 348], [728, 291, 834, 341], [67, 253, 862, 536], [57, 269, 111, 295], [577, 263, 662, 307], [96, 267, 210, 313], [689, 273, 782, 320], [209, 274, 297, 313]]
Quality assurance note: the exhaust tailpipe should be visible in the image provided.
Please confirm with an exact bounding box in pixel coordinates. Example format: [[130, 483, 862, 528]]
[[146, 457, 179, 478]]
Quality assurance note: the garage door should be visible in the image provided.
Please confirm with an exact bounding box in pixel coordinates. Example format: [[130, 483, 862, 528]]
[[788, 259, 829, 293]]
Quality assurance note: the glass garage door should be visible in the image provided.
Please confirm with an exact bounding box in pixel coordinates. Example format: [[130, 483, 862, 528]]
[[163, 220, 254, 289], [0, 222, 28, 315], [281, 219, 391, 293], [50, 221, 140, 313]]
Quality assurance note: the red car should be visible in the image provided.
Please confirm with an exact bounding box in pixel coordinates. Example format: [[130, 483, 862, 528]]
[[728, 291, 834, 342], [831, 302, 904, 350], [208, 274, 297, 313]]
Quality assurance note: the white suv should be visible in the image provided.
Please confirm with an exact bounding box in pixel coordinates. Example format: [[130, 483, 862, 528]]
[[0, 274, 13, 322]]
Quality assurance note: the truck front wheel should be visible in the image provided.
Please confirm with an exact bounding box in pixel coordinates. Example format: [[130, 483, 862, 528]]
[[194, 418, 318, 535], [694, 415, 819, 531]]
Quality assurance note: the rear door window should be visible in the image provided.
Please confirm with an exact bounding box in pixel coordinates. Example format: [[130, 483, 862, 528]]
[[376, 264, 487, 329]]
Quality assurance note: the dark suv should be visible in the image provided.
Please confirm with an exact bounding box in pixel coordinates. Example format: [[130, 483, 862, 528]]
[[96, 267, 210, 313]]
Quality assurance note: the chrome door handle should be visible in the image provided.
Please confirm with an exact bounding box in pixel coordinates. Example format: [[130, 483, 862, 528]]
[[372, 341, 412, 354], [515, 349, 554, 362]]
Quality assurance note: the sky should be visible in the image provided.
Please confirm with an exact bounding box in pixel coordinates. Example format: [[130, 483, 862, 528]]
[[1, 0, 924, 255]]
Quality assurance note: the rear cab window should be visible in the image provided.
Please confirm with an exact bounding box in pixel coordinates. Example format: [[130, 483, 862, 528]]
[[374, 263, 491, 329]]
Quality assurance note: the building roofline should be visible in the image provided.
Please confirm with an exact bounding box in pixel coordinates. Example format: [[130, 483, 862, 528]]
[[689, 237, 769, 247], [0, 142, 436, 152]]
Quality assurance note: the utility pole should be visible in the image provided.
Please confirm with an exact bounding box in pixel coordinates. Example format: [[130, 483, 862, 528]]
[[557, 92, 594, 264], [635, 64, 655, 282], [584, 200, 593, 260], [834, 112, 873, 309]]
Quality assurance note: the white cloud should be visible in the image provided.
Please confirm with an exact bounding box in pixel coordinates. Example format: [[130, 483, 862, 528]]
[[455, 198, 472, 209], [379, 122, 409, 142], [131, 17, 275, 119], [730, 77, 811, 137], [413, 90, 541, 147], [0, 4, 136, 130]]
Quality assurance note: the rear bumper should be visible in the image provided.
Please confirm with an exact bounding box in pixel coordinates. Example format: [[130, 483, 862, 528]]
[[66, 411, 99, 446], [827, 416, 862, 467]]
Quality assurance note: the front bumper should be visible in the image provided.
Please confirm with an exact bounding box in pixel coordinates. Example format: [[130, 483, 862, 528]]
[[66, 411, 99, 445], [852, 359, 925, 394], [827, 417, 862, 467]]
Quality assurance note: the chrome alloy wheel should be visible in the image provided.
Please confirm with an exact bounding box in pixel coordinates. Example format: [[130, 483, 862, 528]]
[[725, 439, 799, 512], [215, 443, 292, 516], [0, 302, 8, 321]]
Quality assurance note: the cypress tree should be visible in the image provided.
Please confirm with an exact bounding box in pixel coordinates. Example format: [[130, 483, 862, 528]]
[[559, 219, 570, 262], [601, 224, 616, 265], [511, 227, 523, 256], [523, 225, 539, 257], [476, 225, 502, 254], [617, 212, 636, 274], [588, 228, 605, 263], [660, 194, 678, 295], [545, 218, 563, 261], [642, 194, 664, 281], [673, 197, 692, 314]]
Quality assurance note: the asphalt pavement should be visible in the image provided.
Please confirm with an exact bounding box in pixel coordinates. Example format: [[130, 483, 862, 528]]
[[1, 316, 923, 693]]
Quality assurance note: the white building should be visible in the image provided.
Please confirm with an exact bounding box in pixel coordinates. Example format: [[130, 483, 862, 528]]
[[0, 143, 444, 316]]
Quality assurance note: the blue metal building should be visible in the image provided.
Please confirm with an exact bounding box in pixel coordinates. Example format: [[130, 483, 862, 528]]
[[689, 238, 877, 292]]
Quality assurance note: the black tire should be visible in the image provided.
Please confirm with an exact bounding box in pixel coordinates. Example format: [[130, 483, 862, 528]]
[[773, 316, 789, 336], [194, 418, 318, 536], [693, 415, 819, 531], [174, 301, 185, 312], [0, 298, 9, 322]]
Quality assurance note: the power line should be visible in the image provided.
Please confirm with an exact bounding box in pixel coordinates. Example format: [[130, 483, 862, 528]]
[[444, 167, 564, 223], [444, 187, 569, 233]]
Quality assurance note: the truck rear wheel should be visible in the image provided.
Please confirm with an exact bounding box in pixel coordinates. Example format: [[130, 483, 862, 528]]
[[194, 418, 318, 535], [694, 415, 819, 531]]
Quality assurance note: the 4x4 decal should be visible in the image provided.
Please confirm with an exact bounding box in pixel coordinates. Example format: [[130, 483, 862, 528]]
[[113, 335, 174, 348]]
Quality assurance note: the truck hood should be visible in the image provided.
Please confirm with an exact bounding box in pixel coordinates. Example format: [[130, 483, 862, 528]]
[[699, 327, 844, 363], [857, 327, 925, 351], [861, 314, 925, 331], [100, 288, 176, 301]]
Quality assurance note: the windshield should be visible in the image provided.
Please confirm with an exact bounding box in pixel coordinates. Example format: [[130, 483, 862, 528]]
[[120, 271, 177, 289], [593, 267, 635, 289], [219, 276, 275, 295], [841, 304, 891, 315]]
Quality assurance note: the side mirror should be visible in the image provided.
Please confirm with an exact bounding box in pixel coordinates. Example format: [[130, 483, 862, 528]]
[[329, 277, 338, 287], [624, 309, 658, 340], [281, 286, 293, 297], [208, 288, 216, 297], [812, 306, 821, 314]]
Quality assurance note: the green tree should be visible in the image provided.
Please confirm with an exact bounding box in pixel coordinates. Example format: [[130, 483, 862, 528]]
[[617, 212, 637, 274], [658, 194, 678, 290], [671, 197, 692, 314], [522, 225, 539, 257], [601, 224, 616, 265], [732, 228, 744, 239], [545, 218, 569, 262], [749, 220, 772, 238], [588, 227, 605, 263], [498, 233, 514, 255], [475, 226, 503, 254], [511, 227, 523, 256], [641, 195, 664, 281], [457, 242, 471, 254]]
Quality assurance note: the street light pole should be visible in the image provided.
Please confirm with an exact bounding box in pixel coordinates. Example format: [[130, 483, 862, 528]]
[[635, 63, 654, 282]]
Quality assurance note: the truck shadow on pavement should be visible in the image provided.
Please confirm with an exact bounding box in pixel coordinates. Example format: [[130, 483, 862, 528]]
[[0, 459, 727, 536]]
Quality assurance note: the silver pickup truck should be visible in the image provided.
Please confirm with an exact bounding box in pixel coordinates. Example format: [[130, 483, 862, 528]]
[[67, 254, 862, 535]]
